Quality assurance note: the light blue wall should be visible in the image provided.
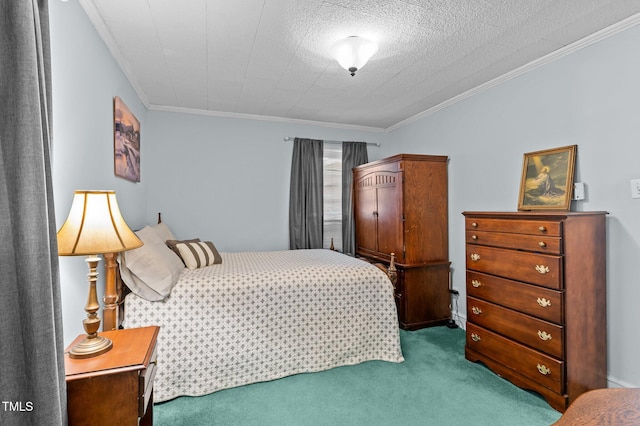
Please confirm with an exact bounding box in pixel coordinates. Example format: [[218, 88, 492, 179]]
[[49, 0, 639, 389], [49, 0, 148, 345], [384, 24, 640, 388], [145, 111, 385, 252]]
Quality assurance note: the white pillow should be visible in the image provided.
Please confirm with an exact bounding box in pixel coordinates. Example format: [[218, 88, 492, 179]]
[[119, 254, 163, 301], [151, 222, 175, 242], [118, 225, 184, 301]]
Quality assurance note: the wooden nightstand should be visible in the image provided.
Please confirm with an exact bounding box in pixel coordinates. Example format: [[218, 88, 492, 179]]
[[65, 326, 159, 426]]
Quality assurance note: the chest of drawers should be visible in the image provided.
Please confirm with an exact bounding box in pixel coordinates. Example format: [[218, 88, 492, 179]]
[[462, 211, 607, 412]]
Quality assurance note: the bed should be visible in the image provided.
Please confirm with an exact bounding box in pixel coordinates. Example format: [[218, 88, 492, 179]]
[[108, 221, 404, 402]]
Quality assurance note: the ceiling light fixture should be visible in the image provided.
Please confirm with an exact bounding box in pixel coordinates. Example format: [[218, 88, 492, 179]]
[[331, 36, 378, 77]]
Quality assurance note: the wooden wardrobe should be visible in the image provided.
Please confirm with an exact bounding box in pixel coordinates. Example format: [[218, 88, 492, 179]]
[[353, 154, 450, 330]]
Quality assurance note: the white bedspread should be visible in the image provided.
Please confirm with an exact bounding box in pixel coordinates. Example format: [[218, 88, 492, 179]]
[[122, 249, 404, 402]]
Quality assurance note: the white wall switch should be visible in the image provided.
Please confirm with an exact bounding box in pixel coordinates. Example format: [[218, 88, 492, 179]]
[[573, 182, 585, 200], [631, 179, 640, 199]]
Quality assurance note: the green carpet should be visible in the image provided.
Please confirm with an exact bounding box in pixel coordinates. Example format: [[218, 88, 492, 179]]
[[154, 327, 562, 425]]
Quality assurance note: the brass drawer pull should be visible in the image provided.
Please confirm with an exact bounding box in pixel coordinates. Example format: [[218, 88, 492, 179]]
[[471, 279, 482, 288], [471, 306, 482, 315], [470, 253, 480, 261], [471, 222, 478, 228], [538, 226, 547, 232], [471, 235, 478, 240], [537, 297, 552, 308], [471, 333, 481, 342], [537, 364, 551, 376], [535, 265, 550, 274], [537, 330, 552, 341], [538, 241, 546, 248]]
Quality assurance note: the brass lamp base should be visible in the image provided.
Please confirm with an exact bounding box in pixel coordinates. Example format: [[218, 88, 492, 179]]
[[68, 334, 113, 359], [68, 255, 113, 359]]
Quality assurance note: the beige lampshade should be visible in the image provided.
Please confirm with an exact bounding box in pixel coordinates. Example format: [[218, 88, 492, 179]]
[[57, 190, 143, 255]]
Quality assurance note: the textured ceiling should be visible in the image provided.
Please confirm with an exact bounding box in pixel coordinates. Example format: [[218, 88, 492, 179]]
[[80, 0, 640, 130]]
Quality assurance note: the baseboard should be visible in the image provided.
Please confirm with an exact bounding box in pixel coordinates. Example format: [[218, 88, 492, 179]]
[[607, 376, 638, 389], [449, 311, 467, 330]]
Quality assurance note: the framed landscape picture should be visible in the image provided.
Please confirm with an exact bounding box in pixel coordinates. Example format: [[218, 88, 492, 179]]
[[517, 145, 577, 211], [113, 96, 140, 182]]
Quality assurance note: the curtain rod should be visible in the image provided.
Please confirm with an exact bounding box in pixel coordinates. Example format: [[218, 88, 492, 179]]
[[283, 136, 380, 147]]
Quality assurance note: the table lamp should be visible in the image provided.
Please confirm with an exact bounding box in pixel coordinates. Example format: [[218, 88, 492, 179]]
[[57, 190, 143, 358]]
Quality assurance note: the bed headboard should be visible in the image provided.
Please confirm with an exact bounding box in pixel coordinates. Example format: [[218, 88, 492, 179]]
[[103, 214, 163, 331], [100, 253, 130, 331], [115, 262, 130, 329]]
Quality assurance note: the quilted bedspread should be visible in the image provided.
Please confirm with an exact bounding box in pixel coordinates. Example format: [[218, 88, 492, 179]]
[[122, 249, 404, 402]]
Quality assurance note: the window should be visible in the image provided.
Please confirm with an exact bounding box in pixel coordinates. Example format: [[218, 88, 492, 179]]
[[323, 143, 342, 251]]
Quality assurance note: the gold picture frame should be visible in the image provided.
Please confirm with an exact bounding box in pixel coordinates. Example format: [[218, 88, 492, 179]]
[[113, 96, 140, 182], [518, 145, 577, 211]]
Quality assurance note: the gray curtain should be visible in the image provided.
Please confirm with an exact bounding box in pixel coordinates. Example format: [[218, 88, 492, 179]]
[[0, 1, 66, 425], [289, 138, 324, 249], [341, 142, 368, 256]]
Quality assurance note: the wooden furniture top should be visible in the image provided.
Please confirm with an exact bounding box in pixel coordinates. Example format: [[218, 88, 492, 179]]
[[65, 326, 159, 380], [462, 211, 608, 218], [355, 153, 448, 168], [553, 388, 640, 425]]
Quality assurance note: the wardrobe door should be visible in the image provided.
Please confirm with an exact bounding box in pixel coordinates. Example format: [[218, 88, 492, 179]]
[[354, 172, 378, 255], [376, 173, 403, 259]]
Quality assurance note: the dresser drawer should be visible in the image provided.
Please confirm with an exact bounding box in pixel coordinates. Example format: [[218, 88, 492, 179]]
[[139, 342, 158, 417], [466, 323, 564, 393], [466, 217, 561, 237], [465, 230, 562, 254], [466, 271, 563, 323], [467, 297, 564, 359], [466, 245, 562, 289]]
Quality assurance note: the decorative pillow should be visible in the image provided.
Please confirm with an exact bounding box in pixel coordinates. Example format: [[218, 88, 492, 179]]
[[175, 241, 222, 269], [166, 238, 201, 258], [118, 225, 184, 301]]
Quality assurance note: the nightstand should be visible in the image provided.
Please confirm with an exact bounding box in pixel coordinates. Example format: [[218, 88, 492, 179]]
[[65, 326, 159, 426]]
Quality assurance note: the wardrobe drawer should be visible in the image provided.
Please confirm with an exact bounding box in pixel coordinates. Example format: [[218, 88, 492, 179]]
[[465, 218, 561, 237], [466, 271, 563, 323], [465, 230, 562, 255], [466, 323, 564, 394], [466, 245, 562, 289], [467, 297, 564, 359]]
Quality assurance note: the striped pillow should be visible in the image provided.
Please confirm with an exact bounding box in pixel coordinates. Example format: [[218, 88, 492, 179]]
[[165, 238, 201, 260], [175, 241, 222, 269]]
